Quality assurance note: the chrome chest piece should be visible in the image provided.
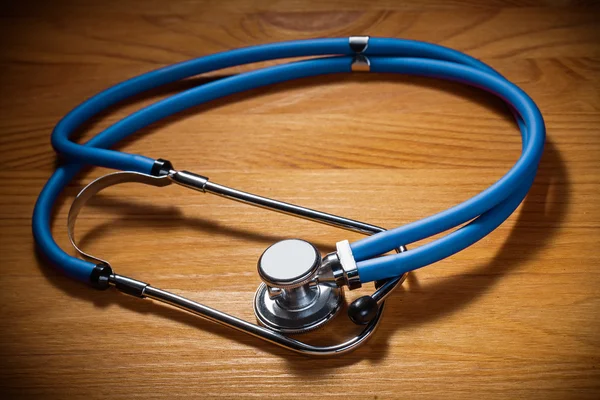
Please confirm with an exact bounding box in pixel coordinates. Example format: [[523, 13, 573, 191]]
[[254, 239, 342, 333]]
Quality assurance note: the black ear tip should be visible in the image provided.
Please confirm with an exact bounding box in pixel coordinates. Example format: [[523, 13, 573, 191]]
[[348, 295, 379, 325]]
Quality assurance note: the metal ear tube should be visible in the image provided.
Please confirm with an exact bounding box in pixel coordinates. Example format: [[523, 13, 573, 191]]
[[67, 168, 407, 355]]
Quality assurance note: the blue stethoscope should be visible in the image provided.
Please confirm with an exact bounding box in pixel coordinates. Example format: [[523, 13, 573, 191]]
[[33, 36, 544, 355]]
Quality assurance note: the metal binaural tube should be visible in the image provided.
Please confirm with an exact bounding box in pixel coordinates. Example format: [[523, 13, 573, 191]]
[[65, 168, 407, 353], [169, 170, 383, 237]]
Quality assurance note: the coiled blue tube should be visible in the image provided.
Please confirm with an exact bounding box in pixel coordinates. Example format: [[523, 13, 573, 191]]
[[33, 37, 544, 284]]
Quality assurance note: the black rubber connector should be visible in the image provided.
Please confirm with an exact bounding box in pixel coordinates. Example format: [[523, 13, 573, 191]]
[[90, 263, 113, 290], [348, 295, 379, 325], [150, 158, 174, 177]]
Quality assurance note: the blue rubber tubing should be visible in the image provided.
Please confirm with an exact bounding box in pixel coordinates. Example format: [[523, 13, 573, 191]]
[[32, 37, 544, 284]]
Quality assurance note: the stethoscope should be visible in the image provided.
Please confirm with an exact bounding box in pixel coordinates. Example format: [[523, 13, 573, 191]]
[[33, 36, 545, 356]]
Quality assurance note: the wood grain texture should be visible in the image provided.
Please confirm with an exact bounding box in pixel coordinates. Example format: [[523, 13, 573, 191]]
[[0, 0, 599, 398]]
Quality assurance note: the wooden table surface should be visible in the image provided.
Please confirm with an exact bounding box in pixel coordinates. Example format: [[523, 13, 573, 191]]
[[1, 0, 599, 398]]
